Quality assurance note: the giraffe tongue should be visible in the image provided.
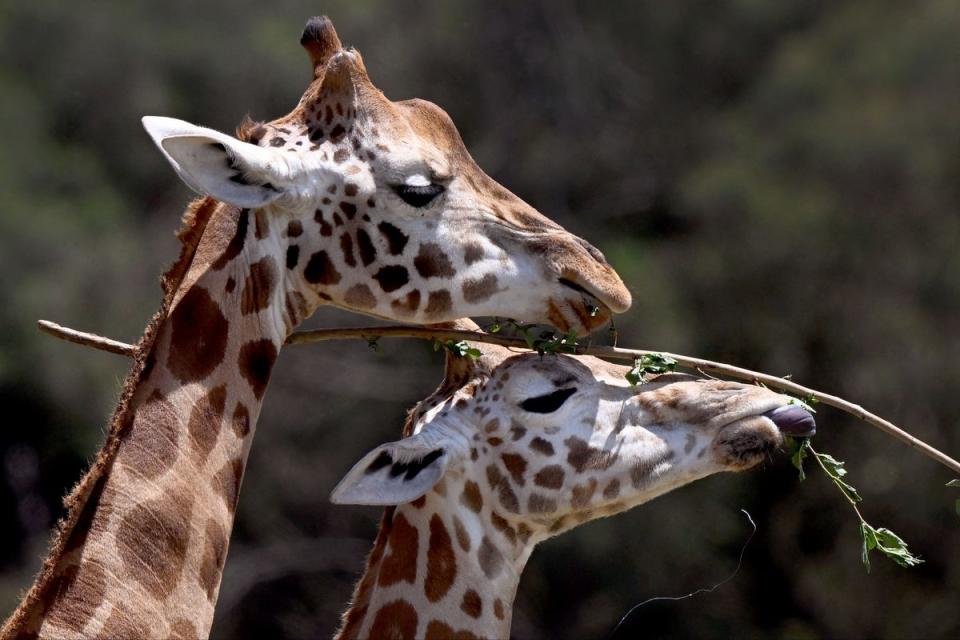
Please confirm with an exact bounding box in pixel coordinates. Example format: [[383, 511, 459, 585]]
[[763, 405, 817, 437]]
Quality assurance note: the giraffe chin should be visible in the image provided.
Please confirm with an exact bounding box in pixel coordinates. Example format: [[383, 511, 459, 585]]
[[712, 415, 789, 471]]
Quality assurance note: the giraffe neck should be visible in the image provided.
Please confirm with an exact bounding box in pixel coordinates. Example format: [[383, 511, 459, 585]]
[[5, 204, 307, 639], [337, 473, 537, 640]]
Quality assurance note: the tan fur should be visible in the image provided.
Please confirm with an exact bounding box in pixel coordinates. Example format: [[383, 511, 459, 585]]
[[0, 197, 221, 638]]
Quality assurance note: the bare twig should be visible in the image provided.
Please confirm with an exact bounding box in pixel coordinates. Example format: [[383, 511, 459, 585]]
[[36, 318, 960, 475], [38, 320, 136, 357]]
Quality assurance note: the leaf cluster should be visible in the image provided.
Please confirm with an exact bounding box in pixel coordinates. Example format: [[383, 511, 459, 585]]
[[433, 339, 482, 360], [787, 437, 922, 573], [626, 353, 678, 385]]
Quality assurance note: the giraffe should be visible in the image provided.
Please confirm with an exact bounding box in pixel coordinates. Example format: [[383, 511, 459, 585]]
[[330, 321, 816, 639], [1, 17, 631, 640]]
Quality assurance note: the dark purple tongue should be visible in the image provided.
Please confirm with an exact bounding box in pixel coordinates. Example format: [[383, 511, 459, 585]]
[[763, 405, 816, 437]]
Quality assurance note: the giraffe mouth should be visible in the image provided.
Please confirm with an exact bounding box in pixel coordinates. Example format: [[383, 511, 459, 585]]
[[763, 405, 817, 437], [557, 278, 611, 330]]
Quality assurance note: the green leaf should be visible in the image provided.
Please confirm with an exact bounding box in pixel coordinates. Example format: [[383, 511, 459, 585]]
[[860, 522, 877, 573], [869, 525, 924, 569], [786, 437, 810, 482], [787, 396, 817, 414], [626, 353, 678, 385], [814, 452, 862, 503], [434, 339, 482, 359], [366, 337, 382, 353]]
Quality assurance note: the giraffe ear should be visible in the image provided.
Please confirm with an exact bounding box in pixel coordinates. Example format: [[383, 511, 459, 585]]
[[142, 116, 286, 208], [330, 431, 465, 506]]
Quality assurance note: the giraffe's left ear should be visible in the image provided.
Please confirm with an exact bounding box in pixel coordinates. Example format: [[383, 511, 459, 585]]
[[142, 116, 287, 208], [330, 430, 466, 506]]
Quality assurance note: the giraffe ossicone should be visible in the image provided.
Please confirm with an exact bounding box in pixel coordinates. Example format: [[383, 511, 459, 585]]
[[2, 16, 631, 640], [332, 321, 815, 639]]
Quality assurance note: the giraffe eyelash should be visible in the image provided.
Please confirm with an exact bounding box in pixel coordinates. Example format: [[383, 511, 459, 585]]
[[519, 387, 577, 414], [392, 182, 445, 207]]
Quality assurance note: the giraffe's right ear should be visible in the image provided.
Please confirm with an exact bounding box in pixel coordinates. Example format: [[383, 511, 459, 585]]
[[142, 116, 286, 208], [330, 430, 466, 506]]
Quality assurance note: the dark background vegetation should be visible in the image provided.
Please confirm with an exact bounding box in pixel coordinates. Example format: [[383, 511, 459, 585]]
[[2, 1, 958, 638]]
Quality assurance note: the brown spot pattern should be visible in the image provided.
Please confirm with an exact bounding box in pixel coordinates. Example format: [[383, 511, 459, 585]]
[[44, 563, 107, 633], [528, 493, 558, 513], [378, 513, 418, 587], [461, 590, 483, 618], [170, 619, 199, 639], [357, 228, 377, 266], [603, 478, 621, 500], [378, 221, 410, 255], [477, 536, 503, 579], [534, 465, 565, 489], [340, 232, 356, 267], [461, 480, 483, 513], [166, 286, 229, 383], [344, 283, 377, 309], [424, 290, 452, 316], [373, 265, 409, 292], [486, 464, 519, 513], [391, 290, 421, 315], [453, 515, 471, 551], [232, 402, 250, 437], [463, 242, 485, 265], [187, 384, 226, 461], [241, 257, 278, 315], [286, 220, 303, 237], [413, 243, 455, 278], [494, 598, 505, 620], [118, 391, 179, 479], [286, 245, 300, 269], [571, 478, 598, 509], [211, 209, 248, 270], [530, 437, 555, 456], [565, 436, 618, 473], [198, 518, 228, 601], [462, 273, 500, 303], [425, 515, 457, 602], [425, 620, 481, 640], [116, 491, 194, 599], [304, 250, 342, 285], [99, 606, 148, 639], [238, 339, 277, 399], [369, 600, 418, 640], [501, 453, 528, 486], [213, 458, 244, 512], [254, 209, 270, 239]]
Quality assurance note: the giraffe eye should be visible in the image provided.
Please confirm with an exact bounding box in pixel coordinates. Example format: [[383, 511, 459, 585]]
[[392, 182, 445, 207], [520, 388, 577, 414]]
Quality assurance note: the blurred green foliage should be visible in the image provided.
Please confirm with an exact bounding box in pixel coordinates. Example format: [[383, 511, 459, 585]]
[[1, 1, 958, 638]]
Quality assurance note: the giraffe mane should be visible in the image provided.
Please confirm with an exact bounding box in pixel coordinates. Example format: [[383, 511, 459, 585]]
[[1, 196, 222, 635]]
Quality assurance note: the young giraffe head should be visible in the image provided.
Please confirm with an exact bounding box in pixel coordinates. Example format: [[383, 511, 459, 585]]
[[330, 326, 815, 637], [143, 16, 630, 333]]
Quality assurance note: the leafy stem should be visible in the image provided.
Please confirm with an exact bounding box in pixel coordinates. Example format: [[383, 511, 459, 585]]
[[626, 353, 678, 385], [433, 339, 482, 359], [788, 437, 922, 573]]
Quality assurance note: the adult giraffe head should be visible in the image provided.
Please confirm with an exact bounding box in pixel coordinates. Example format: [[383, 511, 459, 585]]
[[330, 322, 816, 638], [143, 16, 630, 334]]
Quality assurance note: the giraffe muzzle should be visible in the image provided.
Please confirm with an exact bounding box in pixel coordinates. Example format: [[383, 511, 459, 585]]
[[763, 405, 817, 437]]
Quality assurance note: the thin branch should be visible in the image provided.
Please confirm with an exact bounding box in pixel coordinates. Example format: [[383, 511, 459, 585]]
[[38, 320, 136, 357], [37, 319, 960, 475]]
